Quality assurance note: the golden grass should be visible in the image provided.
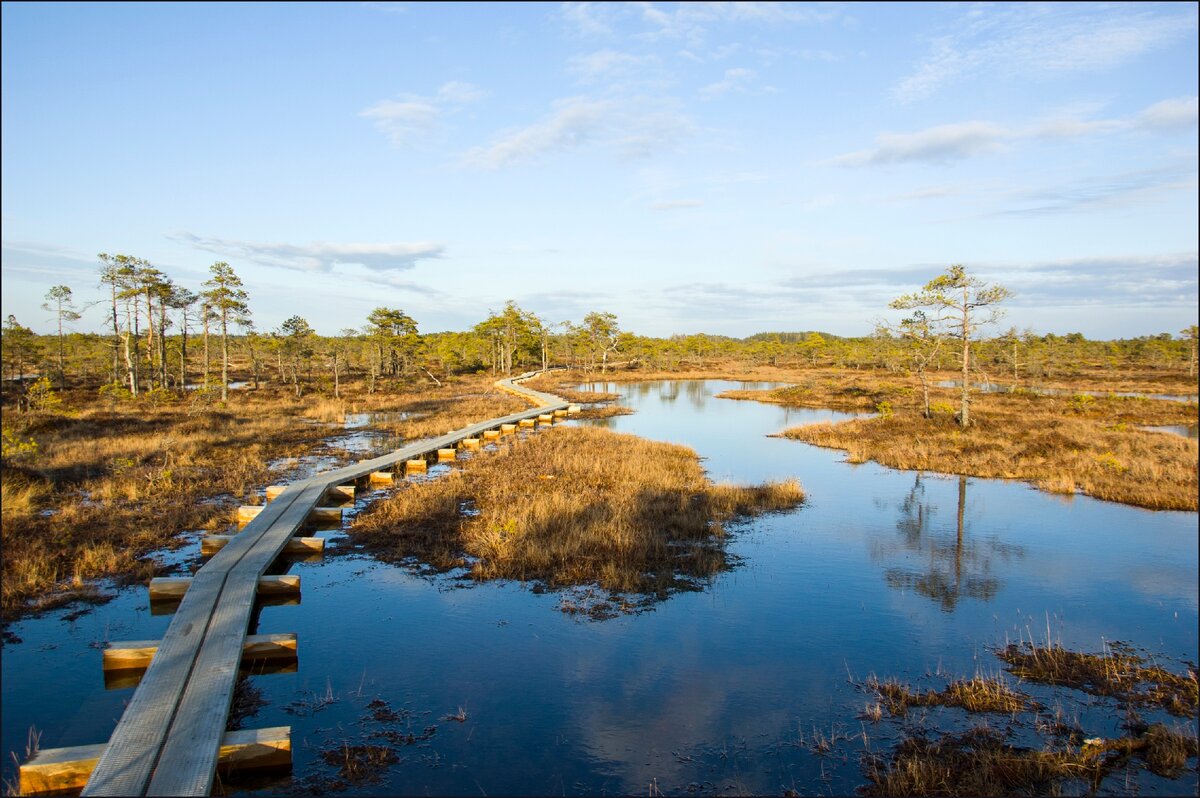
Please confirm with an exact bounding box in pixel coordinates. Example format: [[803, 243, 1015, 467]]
[[997, 641, 1199, 718], [350, 425, 804, 599], [861, 723, 1199, 796], [867, 674, 1031, 716], [726, 374, 1199, 510], [0, 372, 529, 617]]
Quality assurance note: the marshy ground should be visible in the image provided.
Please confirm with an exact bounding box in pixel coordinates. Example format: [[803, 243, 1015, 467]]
[[858, 640, 1199, 796], [716, 370, 1198, 510], [0, 373, 526, 621], [349, 425, 804, 614]]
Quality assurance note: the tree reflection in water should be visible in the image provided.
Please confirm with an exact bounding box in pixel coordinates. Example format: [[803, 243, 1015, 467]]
[[873, 473, 1024, 611]]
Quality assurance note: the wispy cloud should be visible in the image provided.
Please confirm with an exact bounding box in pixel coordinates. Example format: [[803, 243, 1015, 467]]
[[360, 81, 485, 145], [559, 2, 845, 46], [559, 1, 625, 37], [835, 121, 1011, 166], [700, 67, 756, 98], [999, 253, 1198, 307], [894, 5, 1197, 103], [170, 232, 444, 273], [567, 49, 659, 83], [835, 97, 1199, 166], [993, 166, 1197, 217], [461, 95, 692, 168], [636, 2, 844, 45]]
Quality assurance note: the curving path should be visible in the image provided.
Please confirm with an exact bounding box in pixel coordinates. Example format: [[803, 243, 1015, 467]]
[[22, 373, 573, 796]]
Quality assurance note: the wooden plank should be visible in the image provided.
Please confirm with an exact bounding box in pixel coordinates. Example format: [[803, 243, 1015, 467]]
[[82, 373, 564, 796], [405, 459, 427, 474], [149, 575, 299, 601], [144, 484, 325, 795], [437, 448, 456, 461], [306, 507, 343, 525], [203, 535, 324, 556], [81, 483, 312, 796], [325, 484, 355, 502], [103, 633, 298, 670], [22, 727, 290, 795]]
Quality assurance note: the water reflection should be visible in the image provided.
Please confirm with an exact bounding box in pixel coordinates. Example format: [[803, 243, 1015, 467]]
[[873, 473, 1023, 612]]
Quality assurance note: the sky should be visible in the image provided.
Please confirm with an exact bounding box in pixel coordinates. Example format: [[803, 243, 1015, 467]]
[[2, 1, 1197, 339]]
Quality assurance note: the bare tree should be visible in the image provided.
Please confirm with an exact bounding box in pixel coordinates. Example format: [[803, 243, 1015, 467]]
[[891, 265, 1011, 428]]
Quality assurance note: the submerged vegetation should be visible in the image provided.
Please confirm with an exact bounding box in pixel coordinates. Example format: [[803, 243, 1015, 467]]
[[997, 640, 1198, 718], [350, 425, 804, 607], [859, 639, 1200, 796], [861, 723, 1199, 796]]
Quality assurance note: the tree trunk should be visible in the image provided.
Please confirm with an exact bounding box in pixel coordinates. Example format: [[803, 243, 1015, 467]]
[[202, 311, 210, 389], [220, 311, 229, 402], [959, 286, 970, 428]]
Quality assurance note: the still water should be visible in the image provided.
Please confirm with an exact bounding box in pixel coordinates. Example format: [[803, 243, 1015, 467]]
[[2, 380, 1196, 795]]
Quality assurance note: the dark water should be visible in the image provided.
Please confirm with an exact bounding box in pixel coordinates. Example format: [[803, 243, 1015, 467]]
[[2, 380, 1197, 795]]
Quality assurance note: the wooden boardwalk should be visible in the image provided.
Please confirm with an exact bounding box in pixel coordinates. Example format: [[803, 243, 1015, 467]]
[[51, 373, 571, 796]]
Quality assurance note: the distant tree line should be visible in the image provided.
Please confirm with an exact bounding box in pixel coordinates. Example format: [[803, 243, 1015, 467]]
[[2, 254, 1197, 411]]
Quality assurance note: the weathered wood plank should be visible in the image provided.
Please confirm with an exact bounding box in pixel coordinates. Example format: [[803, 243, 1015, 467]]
[[145, 484, 325, 795], [149, 575, 299, 601], [202, 535, 324, 555], [82, 372, 564, 796], [81, 484, 311, 796], [103, 633, 298, 670], [22, 727, 290, 795]]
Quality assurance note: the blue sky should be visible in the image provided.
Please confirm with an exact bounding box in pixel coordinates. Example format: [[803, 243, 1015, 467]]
[[2, 1, 1197, 339]]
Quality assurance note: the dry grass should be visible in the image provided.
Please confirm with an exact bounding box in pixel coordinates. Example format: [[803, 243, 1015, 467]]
[[866, 674, 1032, 716], [997, 641, 1199, 718], [730, 373, 1199, 510], [861, 723, 1199, 796], [351, 425, 804, 600], [0, 372, 527, 618]]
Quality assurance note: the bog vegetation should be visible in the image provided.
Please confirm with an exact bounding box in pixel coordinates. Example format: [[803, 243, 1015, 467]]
[[2, 256, 1197, 615], [350, 425, 804, 614]]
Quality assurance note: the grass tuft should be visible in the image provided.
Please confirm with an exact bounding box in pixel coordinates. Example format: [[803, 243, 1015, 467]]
[[351, 425, 804, 604]]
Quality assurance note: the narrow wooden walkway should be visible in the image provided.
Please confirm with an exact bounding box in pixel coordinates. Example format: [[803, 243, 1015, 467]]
[[69, 372, 570, 796]]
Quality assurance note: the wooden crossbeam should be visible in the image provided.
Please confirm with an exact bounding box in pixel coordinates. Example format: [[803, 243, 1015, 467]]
[[103, 633, 297, 671], [22, 727, 290, 795]]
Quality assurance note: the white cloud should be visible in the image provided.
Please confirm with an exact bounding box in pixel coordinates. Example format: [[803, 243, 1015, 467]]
[[360, 81, 485, 145], [700, 67, 756, 98], [559, 1, 624, 37], [170, 233, 444, 273], [567, 49, 658, 83], [835, 121, 1010, 166], [836, 98, 1199, 166], [894, 5, 1197, 103], [461, 96, 692, 168], [1137, 97, 1200, 131]]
